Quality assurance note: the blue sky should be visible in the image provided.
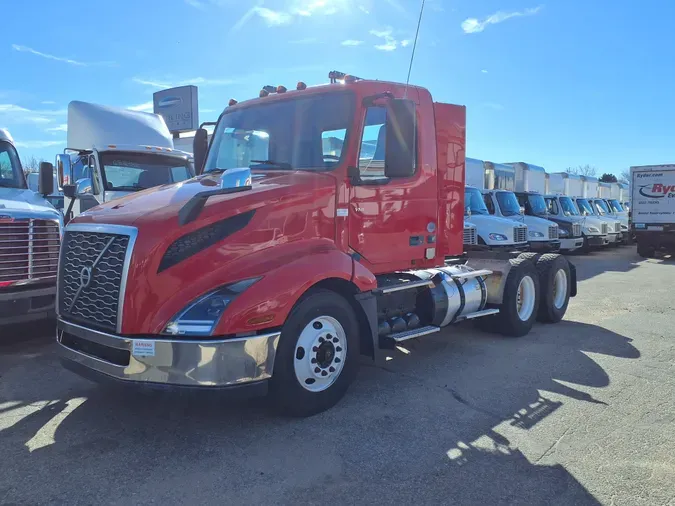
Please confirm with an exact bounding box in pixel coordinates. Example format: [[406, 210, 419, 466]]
[[1, 0, 673, 178]]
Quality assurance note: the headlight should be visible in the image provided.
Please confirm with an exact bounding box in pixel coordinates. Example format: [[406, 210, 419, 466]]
[[559, 228, 569, 237], [586, 226, 600, 234], [163, 278, 260, 336], [488, 233, 508, 241], [529, 231, 544, 238], [621, 224, 628, 230]]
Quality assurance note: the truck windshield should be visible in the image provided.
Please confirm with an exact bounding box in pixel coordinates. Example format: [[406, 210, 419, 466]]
[[204, 91, 354, 173], [99, 152, 193, 191], [465, 188, 490, 215], [496, 191, 522, 216], [608, 199, 624, 212], [593, 199, 610, 215], [559, 196, 580, 216], [527, 194, 548, 216], [576, 198, 595, 216], [0, 141, 26, 189]]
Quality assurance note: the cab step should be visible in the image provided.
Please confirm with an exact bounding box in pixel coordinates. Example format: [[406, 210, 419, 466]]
[[456, 308, 500, 321], [388, 325, 441, 342]]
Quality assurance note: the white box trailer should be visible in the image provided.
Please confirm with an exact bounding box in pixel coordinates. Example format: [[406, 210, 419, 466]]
[[598, 182, 612, 199], [465, 157, 486, 189], [485, 161, 516, 191], [631, 164, 675, 257], [581, 176, 599, 198], [548, 172, 583, 197], [504, 162, 547, 193]]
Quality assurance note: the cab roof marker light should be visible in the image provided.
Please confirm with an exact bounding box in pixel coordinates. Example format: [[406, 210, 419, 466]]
[[108, 144, 117, 149], [259, 89, 269, 98], [276, 85, 287, 93], [296, 81, 307, 90], [262, 85, 276, 94], [228, 99, 238, 106]]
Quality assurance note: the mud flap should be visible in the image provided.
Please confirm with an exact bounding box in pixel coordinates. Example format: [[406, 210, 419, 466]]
[[354, 292, 387, 365]]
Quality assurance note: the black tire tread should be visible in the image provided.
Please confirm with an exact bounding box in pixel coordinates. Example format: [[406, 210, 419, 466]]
[[535, 253, 571, 323]]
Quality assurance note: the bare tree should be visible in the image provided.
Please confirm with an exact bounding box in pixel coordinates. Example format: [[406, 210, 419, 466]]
[[21, 156, 44, 173], [619, 170, 630, 184], [565, 164, 597, 177]]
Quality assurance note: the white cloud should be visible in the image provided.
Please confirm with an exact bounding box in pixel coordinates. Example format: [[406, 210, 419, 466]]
[[127, 101, 154, 112], [341, 39, 364, 46], [358, 5, 369, 14], [481, 69, 488, 73], [401, 39, 411, 47], [0, 103, 66, 125], [232, 1, 346, 31], [41, 100, 56, 105], [15, 140, 65, 149], [11, 44, 115, 67], [370, 28, 398, 51], [132, 76, 235, 89], [45, 123, 68, 133], [462, 6, 543, 34]]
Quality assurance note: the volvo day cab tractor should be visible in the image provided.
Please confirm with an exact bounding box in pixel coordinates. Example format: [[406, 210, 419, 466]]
[[52, 101, 195, 223], [630, 164, 675, 258], [55, 72, 577, 417], [0, 129, 63, 325], [465, 158, 560, 252]]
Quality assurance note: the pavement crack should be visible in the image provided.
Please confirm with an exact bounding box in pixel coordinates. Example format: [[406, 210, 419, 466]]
[[535, 427, 570, 463]]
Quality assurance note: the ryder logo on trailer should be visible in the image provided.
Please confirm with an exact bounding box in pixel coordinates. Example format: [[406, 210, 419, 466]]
[[638, 183, 675, 198]]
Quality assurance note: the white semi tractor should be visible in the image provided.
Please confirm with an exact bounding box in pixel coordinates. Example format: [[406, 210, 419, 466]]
[[54, 101, 196, 222], [466, 159, 561, 252], [0, 129, 63, 325]]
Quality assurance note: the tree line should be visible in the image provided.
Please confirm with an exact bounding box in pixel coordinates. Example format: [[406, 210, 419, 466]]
[[565, 165, 629, 184]]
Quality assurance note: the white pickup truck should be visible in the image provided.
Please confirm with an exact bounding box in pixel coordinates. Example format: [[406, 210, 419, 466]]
[[0, 129, 63, 325]]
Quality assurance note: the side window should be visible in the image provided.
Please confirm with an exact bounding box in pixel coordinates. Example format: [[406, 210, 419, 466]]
[[321, 129, 346, 163], [483, 194, 495, 214], [358, 107, 386, 178], [170, 166, 191, 182], [545, 198, 558, 215], [0, 151, 12, 179]]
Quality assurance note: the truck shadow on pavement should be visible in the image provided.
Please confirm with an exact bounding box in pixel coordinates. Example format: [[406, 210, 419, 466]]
[[570, 248, 643, 282], [0, 320, 638, 505]]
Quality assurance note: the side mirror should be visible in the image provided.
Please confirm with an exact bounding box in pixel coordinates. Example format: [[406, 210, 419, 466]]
[[193, 128, 209, 175], [55, 154, 72, 187], [384, 99, 416, 179], [465, 205, 471, 218], [519, 206, 525, 215], [38, 162, 54, 196], [75, 178, 93, 196]]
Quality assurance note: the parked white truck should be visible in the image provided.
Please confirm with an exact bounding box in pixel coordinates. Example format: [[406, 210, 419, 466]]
[[630, 164, 675, 257], [0, 129, 63, 325], [573, 197, 621, 246], [464, 185, 528, 250], [55, 101, 195, 222], [466, 158, 557, 251]]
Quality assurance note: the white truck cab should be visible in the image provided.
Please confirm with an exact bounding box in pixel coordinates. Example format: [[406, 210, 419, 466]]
[[573, 197, 619, 246], [591, 197, 629, 243], [544, 194, 600, 252], [57, 101, 195, 222], [464, 185, 528, 250], [0, 129, 63, 325]]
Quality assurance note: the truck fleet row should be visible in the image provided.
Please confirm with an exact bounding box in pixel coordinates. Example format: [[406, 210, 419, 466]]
[[0, 72, 661, 416]]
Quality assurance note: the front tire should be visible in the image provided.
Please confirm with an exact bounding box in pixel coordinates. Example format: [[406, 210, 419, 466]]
[[535, 253, 571, 323], [269, 289, 360, 417], [637, 241, 656, 258]]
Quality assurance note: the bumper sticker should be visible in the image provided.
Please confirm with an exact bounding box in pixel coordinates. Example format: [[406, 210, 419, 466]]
[[132, 340, 156, 357]]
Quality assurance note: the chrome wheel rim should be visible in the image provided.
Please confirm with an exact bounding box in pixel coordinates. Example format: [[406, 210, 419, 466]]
[[516, 276, 536, 321], [552, 269, 568, 309], [294, 316, 347, 393]]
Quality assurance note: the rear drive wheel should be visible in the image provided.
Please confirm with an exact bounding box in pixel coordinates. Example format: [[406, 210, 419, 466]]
[[477, 258, 540, 337], [637, 242, 656, 258], [269, 289, 360, 417], [534, 253, 571, 323]]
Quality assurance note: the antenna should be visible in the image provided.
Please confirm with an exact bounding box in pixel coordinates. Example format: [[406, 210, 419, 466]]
[[404, 0, 426, 99]]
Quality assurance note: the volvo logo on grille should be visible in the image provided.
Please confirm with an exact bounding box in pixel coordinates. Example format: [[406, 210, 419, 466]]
[[79, 266, 93, 289]]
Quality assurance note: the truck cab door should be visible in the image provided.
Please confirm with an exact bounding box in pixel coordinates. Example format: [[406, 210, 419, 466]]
[[348, 98, 438, 272]]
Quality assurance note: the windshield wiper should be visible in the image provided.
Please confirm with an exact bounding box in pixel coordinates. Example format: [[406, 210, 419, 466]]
[[250, 160, 294, 170], [0, 182, 21, 188], [109, 185, 149, 192]]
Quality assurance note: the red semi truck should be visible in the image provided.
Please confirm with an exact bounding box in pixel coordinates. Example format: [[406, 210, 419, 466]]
[[56, 72, 577, 416]]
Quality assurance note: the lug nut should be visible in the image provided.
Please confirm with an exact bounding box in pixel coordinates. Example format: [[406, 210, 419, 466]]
[[313, 321, 322, 329], [314, 367, 321, 373]]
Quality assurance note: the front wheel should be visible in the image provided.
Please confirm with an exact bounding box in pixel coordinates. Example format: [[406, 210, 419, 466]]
[[269, 289, 360, 417], [637, 241, 656, 258]]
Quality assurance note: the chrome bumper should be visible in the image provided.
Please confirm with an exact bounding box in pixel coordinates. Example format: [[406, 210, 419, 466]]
[[0, 285, 56, 325], [559, 237, 584, 251], [57, 319, 280, 388]]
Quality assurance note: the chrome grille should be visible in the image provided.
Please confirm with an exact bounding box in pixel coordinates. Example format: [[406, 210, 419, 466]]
[[548, 226, 558, 240], [0, 219, 60, 285], [573, 223, 581, 237], [601, 223, 608, 234], [58, 230, 129, 331], [614, 222, 621, 233], [463, 226, 477, 245], [514, 226, 527, 243]]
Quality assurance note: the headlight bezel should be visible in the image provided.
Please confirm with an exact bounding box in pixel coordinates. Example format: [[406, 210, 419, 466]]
[[488, 233, 508, 241], [529, 231, 545, 238]]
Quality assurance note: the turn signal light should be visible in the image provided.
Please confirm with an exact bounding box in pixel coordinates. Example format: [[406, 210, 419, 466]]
[[228, 98, 238, 106], [276, 85, 287, 93], [296, 81, 307, 90]]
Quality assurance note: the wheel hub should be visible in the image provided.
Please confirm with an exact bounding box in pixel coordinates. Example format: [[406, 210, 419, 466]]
[[294, 316, 347, 392]]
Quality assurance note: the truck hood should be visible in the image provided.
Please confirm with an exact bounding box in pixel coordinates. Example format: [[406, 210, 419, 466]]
[[0, 188, 61, 219], [468, 214, 526, 233], [73, 170, 334, 227]]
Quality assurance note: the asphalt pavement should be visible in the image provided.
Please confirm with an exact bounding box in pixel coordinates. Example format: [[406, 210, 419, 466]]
[[1, 247, 674, 505]]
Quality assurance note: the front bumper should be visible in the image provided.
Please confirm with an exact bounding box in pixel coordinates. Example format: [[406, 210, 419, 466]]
[[57, 318, 280, 390], [559, 237, 584, 251], [607, 232, 620, 244], [529, 240, 561, 252], [0, 285, 56, 326], [587, 235, 609, 247]]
